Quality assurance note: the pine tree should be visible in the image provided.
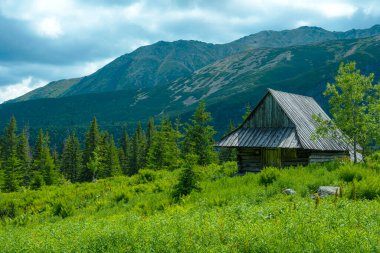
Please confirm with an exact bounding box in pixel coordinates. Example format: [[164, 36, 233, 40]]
[[146, 117, 156, 151], [33, 129, 45, 164], [61, 132, 82, 182], [41, 132, 57, 185], [106, 135, 121, 177], [182, 101, 218, 165], [97, 132, 110, 179], [130, 122, 147, 175], [147, 115, 182, 170], [31, 130, 58, 186], [87, 147, 101, 182], [17, 128, 31, 187], [1, 116, 22, 192], [119, 127, 131, 175], [172, 154, 200, 201], [81, 117, 101, 181]]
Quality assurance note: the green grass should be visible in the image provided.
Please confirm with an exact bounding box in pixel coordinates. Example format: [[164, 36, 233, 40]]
[[0, 161, 379, 252]]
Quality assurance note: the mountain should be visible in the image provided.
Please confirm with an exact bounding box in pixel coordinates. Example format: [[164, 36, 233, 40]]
[[2, 34, 380, 146], [12, 78, 82, 102], [9, 25, 380, 103], [226, 25, 380, 51], [11, 40, 228, 102]]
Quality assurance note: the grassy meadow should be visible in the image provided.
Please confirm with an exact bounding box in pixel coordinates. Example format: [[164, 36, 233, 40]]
[[0, 161, 379, 252]]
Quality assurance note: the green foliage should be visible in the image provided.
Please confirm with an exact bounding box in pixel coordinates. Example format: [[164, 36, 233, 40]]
[[182, 101, 218, 165], [365, 151, 380, 171], [119, 127, 131, 175], [105, 135, 122, 177], [60, 132, 82, 182], [0, 200, 18, 219], [172, 154, 200, 201], [81, 117, 101, 181], [52, 201, 74, 218], [0, 162, 379, 252], [137, 169, 156, 184], [147, 115, 182, 170], [314, 61, 380, 162], [259, 167, 280, 187], [339, 165, 363, 182], [130, 122, 147, 175]]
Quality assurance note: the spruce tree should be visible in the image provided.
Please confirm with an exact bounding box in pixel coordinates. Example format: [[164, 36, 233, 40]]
[[1, 116, 21, 192], [130, 122, 147, 174], [182, 101, 218, 165], [119, 127, 131, 175], [81, 117, 101, 181], [17, 128, 31, 187], [147, 115, 182, 170], [172, 154, 200, 201], [41, 132, 57, 185], [106, 135, 121, 177], [146, 117, 156, 151], [96, 132, 110, 179], [61, 132, 82, 182], [31, 130, 58, 186]]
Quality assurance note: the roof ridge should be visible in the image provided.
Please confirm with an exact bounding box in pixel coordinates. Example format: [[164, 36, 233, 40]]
[[268, 88, 314, 100]]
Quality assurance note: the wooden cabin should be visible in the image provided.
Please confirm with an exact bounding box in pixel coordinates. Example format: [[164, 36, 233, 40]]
[[216, 89, 356, 172]]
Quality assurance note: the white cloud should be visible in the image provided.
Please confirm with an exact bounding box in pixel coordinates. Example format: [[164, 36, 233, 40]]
[[295, 20, 311, 27], [0, 0, 379, 102], [0, 77, 47, 103], [36, 17, 64, 38]]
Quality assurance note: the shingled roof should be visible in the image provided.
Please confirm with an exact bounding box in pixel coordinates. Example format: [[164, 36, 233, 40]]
[[217, 89, 351, 151]]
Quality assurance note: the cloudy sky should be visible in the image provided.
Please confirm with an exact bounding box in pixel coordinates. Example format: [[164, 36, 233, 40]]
[[1, 0, 379, 103]]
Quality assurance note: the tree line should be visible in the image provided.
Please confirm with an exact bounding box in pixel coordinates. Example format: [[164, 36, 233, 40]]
[[0, 101, 236, 192]]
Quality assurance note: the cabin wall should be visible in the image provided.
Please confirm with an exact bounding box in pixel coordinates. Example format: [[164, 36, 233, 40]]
[[237, 148, 262, 172], [244, 94, 294, 128], [281, 149, 309, 167], [309, 151, 349, 163], [237, 148, 349, 172]]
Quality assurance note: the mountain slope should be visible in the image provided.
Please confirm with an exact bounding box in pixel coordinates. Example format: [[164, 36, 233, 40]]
[[9, 25, 380, 103], [226, 25, 380, 51], [1, 35, 380, 145], [11, 78, 82, 102]]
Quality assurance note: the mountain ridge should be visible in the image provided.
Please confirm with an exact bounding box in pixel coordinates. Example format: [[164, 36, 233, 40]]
[[9, 24, 380, 103]]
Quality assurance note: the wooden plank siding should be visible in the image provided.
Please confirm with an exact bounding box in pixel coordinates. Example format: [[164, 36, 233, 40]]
[[237, 148, 347, 172], [244, 94, 294, 128], [309, 151, 349, 163], [217, 89, 354, 170], [237, 148, 262, 172]]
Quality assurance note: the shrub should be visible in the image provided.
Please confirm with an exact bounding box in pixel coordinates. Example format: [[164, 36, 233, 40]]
[[221, 162, 238, 177], [259, 167, 280, 187], [366, 151, 380, 171], [339, 165, 363, 182], [0, 200, 18, 219], [113, 192, 130, 203], [357, 177, 380, 200], [52, 201, 74, 218], [172, 154, 200, 201], [137, 169, 156, 184]]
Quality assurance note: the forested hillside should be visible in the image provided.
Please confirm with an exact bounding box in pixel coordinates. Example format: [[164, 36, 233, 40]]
[[0, 102, 226, 192], [1, 34, 380, 145]]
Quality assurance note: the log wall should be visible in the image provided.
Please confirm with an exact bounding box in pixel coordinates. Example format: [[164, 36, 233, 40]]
[[237, 148, 350, 172]]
